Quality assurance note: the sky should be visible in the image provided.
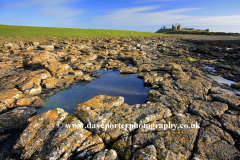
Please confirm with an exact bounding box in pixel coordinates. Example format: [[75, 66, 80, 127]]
[[1, 0, 240, 33]]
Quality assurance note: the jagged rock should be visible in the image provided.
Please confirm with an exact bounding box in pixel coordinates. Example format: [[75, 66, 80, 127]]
[[175, 77, 211, 100], [75, 134, 105, 160], [16, 96, 44, 107], [112, 136, 132, 160], [73, 95, 124, 134], [42, 77, 64, 89], [132, 145, 157, 160], [189, 100, 228, 119], [231, 82, 240, 89], [120, 66, 138, 74], [39, 45, 54, 50], [143, 75, 164, 86], [74, 95, 172, 144], [91, 149, 118, 160], [21, 46, 35, 51], [74, 70, 83, 77], [12, 108, 69, 159], [66, 55, 78, 63], [18, 76, 41, 91], [220, 113, 240, 137], [193, 124, 240, 160], [131, 114, 199, 160], [33, 115, 91, 160], [0, 107, 36, 133], [0, 103, 7, 113], [0, 88, 23, 109], [146, 89, 192, 114], [1, 36, 240, 159], [211, 93, 240, 109], [32, 41, 39, 46]]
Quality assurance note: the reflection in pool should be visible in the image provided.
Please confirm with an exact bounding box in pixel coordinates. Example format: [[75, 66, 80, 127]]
[[207, 74, 236, 86], [38, 70, 151, 114]]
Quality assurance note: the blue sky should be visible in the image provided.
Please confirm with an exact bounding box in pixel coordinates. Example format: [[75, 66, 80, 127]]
[[1, 0, 240, 33]]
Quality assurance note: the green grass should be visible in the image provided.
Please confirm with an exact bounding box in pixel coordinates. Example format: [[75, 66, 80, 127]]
[[183, 57, 197, 62], [155, 29, 174, 33], [0, 24, 170, 43]]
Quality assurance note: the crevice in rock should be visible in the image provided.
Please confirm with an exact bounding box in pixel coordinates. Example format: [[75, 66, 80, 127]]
[[189, 126, 201, 160], [215, 116, 240, 152]]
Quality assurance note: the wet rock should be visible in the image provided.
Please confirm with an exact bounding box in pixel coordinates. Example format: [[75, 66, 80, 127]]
[[0, 88, 23, 109], [0, 107, 37, 133], [189, 100, 228, 119]]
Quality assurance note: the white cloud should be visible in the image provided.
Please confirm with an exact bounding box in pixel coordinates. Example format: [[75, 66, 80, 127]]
[[92, 6, 197, 26], [182, 15, 240, 25], [2, 0, 83, 27], [92, 6, 240, 26], [38, 6, 82, 18]]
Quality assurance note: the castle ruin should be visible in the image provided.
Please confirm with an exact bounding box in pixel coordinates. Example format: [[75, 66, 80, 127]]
[[156, 23, 209, 32]]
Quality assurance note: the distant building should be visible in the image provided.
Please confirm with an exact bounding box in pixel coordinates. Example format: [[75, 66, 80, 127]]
[[156, 23, 210, 33]]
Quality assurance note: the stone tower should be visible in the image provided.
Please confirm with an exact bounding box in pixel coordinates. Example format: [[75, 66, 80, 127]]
[[163, 26, 166, 29], [177, 24, 182, 30], [175, 23, 177, 30]]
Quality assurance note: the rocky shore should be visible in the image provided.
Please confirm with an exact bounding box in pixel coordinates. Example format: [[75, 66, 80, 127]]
[[0, 36, 240, 159]]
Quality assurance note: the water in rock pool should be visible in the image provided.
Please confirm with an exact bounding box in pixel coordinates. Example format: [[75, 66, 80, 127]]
[[38, 70, 151, 114]]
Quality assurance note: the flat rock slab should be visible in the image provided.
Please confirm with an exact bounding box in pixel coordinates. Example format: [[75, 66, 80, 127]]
[[193, 124, 240, 160]]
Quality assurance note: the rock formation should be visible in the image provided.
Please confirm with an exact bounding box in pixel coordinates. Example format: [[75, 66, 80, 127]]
[[0, 36, 240, 159]]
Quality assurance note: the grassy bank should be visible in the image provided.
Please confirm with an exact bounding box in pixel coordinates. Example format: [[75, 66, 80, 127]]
[[0, 24, 169, 43]]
